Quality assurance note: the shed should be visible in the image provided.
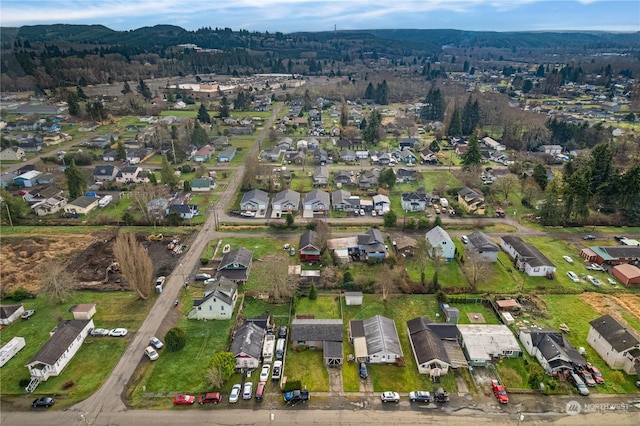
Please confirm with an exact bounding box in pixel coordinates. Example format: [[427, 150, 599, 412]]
[[345, 292, 363, 306], [0, 304, 25, 325], [495, 299, 521, 311], [612, 264, 640, 287], [71, 303, 97, 320], [440, 303, 460, 324]]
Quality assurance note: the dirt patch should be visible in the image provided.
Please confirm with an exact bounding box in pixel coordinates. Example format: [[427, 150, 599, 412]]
[[1, 228, 193, 294], [580, 292, 640, 323], [467, 313, 486, 323]]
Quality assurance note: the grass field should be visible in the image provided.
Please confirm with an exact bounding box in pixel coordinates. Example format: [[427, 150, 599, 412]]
[[295, 294, 341, 319], [0, 291, 150, 408]]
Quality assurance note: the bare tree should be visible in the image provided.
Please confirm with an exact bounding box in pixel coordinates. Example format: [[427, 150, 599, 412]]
[[495, 175, 519, 200], [251, 254, 298, 303], [205, 366, 224, 389], [113, 232, 153, 300], [341, 126, 360, 140], [375, 265, 399, 302], [462, 252, 494, 291], [130, 184, 170, 223], [413, 237, 432, 285], [313, 220, 331, 250], [39, 261, 77, 304]]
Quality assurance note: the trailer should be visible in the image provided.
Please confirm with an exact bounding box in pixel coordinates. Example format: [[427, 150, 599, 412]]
[[262, 334, 275, 364], [98, 195, 113, 208], [0, 336, 26, 367], [439, 198, 449, 208]]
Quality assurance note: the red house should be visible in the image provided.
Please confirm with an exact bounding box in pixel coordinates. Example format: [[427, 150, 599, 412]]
[[299, 230, 322, 263]]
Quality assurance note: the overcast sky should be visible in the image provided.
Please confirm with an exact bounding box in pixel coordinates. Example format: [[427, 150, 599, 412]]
[[1, 0, 638, 33]]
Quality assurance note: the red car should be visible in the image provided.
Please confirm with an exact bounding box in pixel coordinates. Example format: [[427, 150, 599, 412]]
[[491, 380, 509, 404], [173, 394, 196, 405], [587, 364, 605, 384]]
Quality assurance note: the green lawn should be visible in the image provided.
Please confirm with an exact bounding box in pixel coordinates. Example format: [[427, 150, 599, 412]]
[[0, 291, 150, 408], [284, 347, 329, 392], [295, 294, 340, 319], [451, 301, 501, 324]]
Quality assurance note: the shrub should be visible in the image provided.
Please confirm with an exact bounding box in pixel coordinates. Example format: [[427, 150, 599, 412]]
[[6, 287, 36, 301], [62, 380, 75, 390], [19, 378, 31, 388], [200, 257, 209, 265], [283, 379, 302, 392], [165, 327, 186, 352], [308, 284, 317, 300]]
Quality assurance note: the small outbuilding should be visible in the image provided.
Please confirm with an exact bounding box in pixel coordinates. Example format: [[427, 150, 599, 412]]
[[440, 303, 460, 324], [345, 291, 363, 306], [71, 303, 97, 320], [612, 264, 640, 287], [0, 305, 25, 325]]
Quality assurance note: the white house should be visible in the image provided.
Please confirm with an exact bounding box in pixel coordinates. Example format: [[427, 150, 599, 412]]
[[500, 236, 556, 277], [271, 189, 300, 218], [425, 226, 455, 261], [407, 317, 468, 376], [457, 324, 522, 367], [349, 315, 403, 364], [231, 322, 265, 370], [519, 326, 586, 375], [26, 319, 94, 382], [0, 336, 26, 368], [0, 304, 25, 325], [588, 314, 640, 374], [192, 278, 238, 320]]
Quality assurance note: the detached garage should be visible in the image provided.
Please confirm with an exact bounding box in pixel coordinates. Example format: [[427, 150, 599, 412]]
[[612, 264, 640, 287]]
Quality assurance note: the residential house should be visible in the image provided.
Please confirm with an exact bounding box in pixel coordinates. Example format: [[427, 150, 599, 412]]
[[262, 146, 283, 162], [193, 145, 215, 162], [286, 151, 306, 165], [587, 314, 640, 375], [302, 189, 330, 218], [0, 146, 25, 161], [398, 149, 418, 165], [93, 165, 120, 182], [102, 150, 118, 162], [420, 147, 437, 164], [394, 235, 417, 257], [344, 292, 363, 306], [86, 134, 116, 149], [313, 148, 328, 165], [193, 277, 238, 320], [401, 192, 428, 212], [358, 169, 380, 190], [519, 326, 586, 375], [457, 324, 522, 367], [167, 203, 199, 219], [240, 189, 269, 215], [399, 137, 419, 150], [147, 198, 170, 219], [355, 150, 369, 160], [231, 322, 265, 370], [425, 226, 455, 261], [407, 317, 468, 376], [349, 315, 403, 364], [540, 145, 563, 155], [395, 168, 417, 183], [356, 228, 387, 261], [19, 139, 43, 153], [299, 230, 322, 263], [457, 187, 486, 215], [455, 144, 468, 157], [32, 194, 67, 216], [244, 313, 274, 332], [216, 247, 253, 284], [290, 318, 344, 366], [0, 305, 25, 325], [26, 319, 94, 382], [272, 189, 300, 218], [466, 232, 499, 262], [333, 170, 353, 185], [340, 150, 356, 162], [500, 236, 556, 277], [190, 177, 215, 192], [373, 194, 390, 214], [125, 149, 142, 165], [217, 146, 237, 162], [64, 195, 99, 216], [313, 166, 329, 186], [331, 189, 360, 212], [376, 152, 392, 166], [115, 166, 149, 184], [579, 246, 640, 266], [22, 186, 63, 204], [12, 170, 42, 188], [481, 137, 506, 151]]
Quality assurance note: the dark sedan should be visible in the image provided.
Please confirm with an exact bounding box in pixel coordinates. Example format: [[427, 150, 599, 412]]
[[32, 397, 55, 408]]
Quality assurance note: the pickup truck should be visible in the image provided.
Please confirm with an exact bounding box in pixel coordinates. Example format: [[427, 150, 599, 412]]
[[283, 389, 309, 404]]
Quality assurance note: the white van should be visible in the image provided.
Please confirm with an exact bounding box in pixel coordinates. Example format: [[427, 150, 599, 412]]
[[145, 346, 159, 361]]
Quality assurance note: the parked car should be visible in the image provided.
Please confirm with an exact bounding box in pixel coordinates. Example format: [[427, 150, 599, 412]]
[[278, 326, 287, 339], [409, 391, 432, 403], [255, 382, 266, 401], [243, 382, 253, 400], [614, 235, 626, 242], [359, 362, 368, 379], [586, 263, 606, 271], [173, 394, 196, 405], [272, 360, 282, 380], [229, 384, 241, 403], [380, 391, 400, 403], [461, 235, 469, 244], [607, 278, 617, 286], [586, 275, 601, 287], [491, 379, 509, 404], [283, 389, 310, 404], [195, 273, 212, 281], [586, 364, 605, 384], [21, 309, 35, 320], [359, 209, 365, 216], [583, 234, 597, 240], [32, 397, 55, 408], [144, 346, 159, 361], [150, 337, 164, 349], [569, 371, 590, 396], [109, 328, 128, 337], [566, 271, 580, 283], [260, 364, 271, 381], [562, 255, 574, 264], [198, 392, 221, 404], [90, 328, 110, 337], [579, 369, 596, 386], [240, 211, 256, 217], [371, 210, 377, 217]]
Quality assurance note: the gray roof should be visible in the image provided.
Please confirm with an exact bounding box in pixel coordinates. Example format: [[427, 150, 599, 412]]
[[69, 195, 98, 209], [467, 232, 499, 252], [93, 165, 118, 176], [501, 236, 555, 268], [407, 317, 452, 365], [300, 230, 320, 251], [193, 277, 237, 308], [0, 304, 22, 320], [331, 189, 351, 206], [303, 189, 330, 205], [291, 319, 343, 342], [523, 327, 586, 366], [323, 341, 344, 359], [28, 320, 91, 365], [273, 189, 300, 206], [361, 315, 402, 357], [241, 189, 269, 206], [402, 192, 427, 202], [589, 314, 640, 352], [425, 226, 453, 246], [231, 322, 265, 360], [218, 247, 253, 271]]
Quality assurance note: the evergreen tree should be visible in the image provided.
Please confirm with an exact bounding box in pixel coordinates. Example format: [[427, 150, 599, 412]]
[[379, 168, 397, 189], [121, 80, 132, 95], [364, 82, 375, 99], [234, 91, 248, 110], [461, 137, 482, 170], [536, 64, 546, 77], [65, 159, 87, 200], [588, 143, 614, 198], [137, 79, 152, 100], [448, 107, 462, 137], [533, 164, 549, 190], [0, 188, 30, 224], [191, 121, 209, 148], [421, 88, 445, 121], [340, 97, 348, 128], [76, 86, 87, 99], [197, 104, 211, 123], [461, 96, 481, 135], [160, 155, 179, 190], [116, 141, 126, 161], [429, 140, 440, 153], [375, 80, 389, 105], [219, 96, 230, 118], [67, 91, 80, 116], [362, 109, 382, 144]]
